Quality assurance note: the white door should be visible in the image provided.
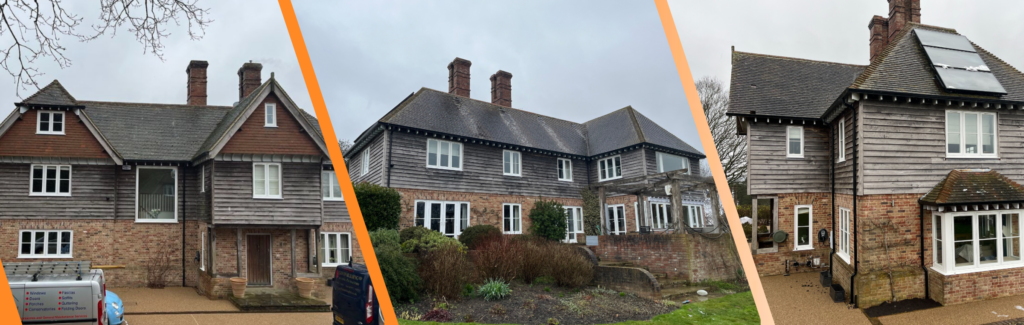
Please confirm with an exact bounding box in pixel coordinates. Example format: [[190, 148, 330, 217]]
[[606, 205, 626, 235], [564, 207, 583, 243]]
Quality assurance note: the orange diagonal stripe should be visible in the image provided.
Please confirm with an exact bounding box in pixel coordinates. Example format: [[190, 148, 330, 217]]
[[0, 260, 21, 325]]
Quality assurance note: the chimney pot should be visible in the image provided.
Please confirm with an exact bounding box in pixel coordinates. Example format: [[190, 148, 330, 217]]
[[490, 70, 513, 107], [238, 62, 263, 100], [186, 60, 209, 106], [447, 58, 472, 97]]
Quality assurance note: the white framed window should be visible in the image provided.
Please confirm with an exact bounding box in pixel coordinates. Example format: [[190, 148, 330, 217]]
[[200, 165, 206, 193], [598, 156, 622, 181], [685, 205, 705, 228], [656, 152, 689, 174], [265, 103, 277, 127], [426, 139, 462, 170], [557, 158, 573, 181], [794, 205, 813, 250], [36, 111, 65, 135], [933, 211, 1023, 275], [136, 166, 178, 223], [415, 201, 471, 238], [30, 164, 71, 196], [253, 163, 282, 199], [503, 150, 521, 176], [19, 230, 73, 258], [361, 152, 370, 176], [503, 203, 522, 234], [946, 110, 997, 158], [606, 204, 627, 235], [651, 202, 672, 229], [837, 208, 851, 263], [837, 120, 846, 162], [322, 171, 344, 201], [787, 126, 804, 158], [199, 231, 206, 271], [322, 232, 352, 267], [563, 206, 584, 243]]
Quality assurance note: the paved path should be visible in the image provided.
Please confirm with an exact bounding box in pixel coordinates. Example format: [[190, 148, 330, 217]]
[[878, 293, 1024, 325], [111, 287, 239, 314], [760, 272, 872, 325], [125, 312, 333, 325]]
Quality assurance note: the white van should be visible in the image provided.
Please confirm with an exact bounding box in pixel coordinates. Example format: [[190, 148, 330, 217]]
[[6, 261, 107, 325]]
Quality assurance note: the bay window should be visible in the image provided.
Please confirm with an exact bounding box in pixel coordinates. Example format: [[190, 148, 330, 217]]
[[933, 211, 1023, 274], [946, 110, 997, 158]]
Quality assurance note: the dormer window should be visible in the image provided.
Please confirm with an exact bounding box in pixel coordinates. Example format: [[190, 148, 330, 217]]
[[265, 103, 277, 127], [37, 111, 65, 135]]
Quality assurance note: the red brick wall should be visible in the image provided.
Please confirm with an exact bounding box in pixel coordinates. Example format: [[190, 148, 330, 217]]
[[0, 109, 110, 159], [221, 93, 322, 156], [853, 193, 925, 307], [592, 233, 742, 282], [394, 188, 590, 236], [753, 192, 833, 276], [209, 227, 311, 290]]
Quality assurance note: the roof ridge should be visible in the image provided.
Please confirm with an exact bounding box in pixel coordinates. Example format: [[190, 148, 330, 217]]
[[20, 80, 78, 105], [77, 100, 233, 110], [733, 51, 866, 68], [625, 106, 646, 143], [852, 23, 960, 90], [417, 87, 584, 127]]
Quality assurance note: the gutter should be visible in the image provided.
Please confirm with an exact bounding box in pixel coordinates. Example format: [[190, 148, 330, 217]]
[[849, 102, 859, 307]]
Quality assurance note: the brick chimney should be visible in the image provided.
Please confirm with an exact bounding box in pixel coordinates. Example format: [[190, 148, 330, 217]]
[[869, 0, 920, 61], [868, 15, 889, 61], [238, 61, 263, 100], [186, 60, 208, 106], [490, 70, 512, 107], [447, 58, 471, 97]]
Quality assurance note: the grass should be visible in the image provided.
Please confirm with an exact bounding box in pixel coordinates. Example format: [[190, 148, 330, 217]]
[[396, 291, 759, 325]]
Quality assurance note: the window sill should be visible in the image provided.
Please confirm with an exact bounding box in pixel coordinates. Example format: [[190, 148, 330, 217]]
[[836, 252, 851, 265], [503, 174, 522, 177], [17, 255, 73, 259], [786, 155, 804, 159], [945, 155, 1000, 159], [792, 246, 814, 252], [503, 232, 522, 235], [599, 177, 623, 182], [29, 193, 72, 197], [324, 198, 345, 202], [426, 166, 463, 171], [322, 263, 348, 268], [35, 132, 66, 136], [253, 196, 284, 200], [264, 125, 278, 128], [931, 261, 1024, 276], [135, 219, 179, 224], [558, 179, 573, 182]]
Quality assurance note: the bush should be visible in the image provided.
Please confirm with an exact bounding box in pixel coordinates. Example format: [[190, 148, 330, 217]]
[[420, 309, 453, 322], [580, 189, 601, 235], [354, 182, 402, 231], [401, 230, 463, 254], [549, 244, 593, 288], [528, 200, 567, 241], [400, 226, 433, 243], [369, 229, 421, 302], [473, 235, 524, 282], [458, 225, 502, 249], [478, 279, 512, 301], [521, 240, 553, 284], [418, 244, 474, 300]]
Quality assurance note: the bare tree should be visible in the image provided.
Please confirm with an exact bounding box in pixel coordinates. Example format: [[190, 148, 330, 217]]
[[339, 139, 353, 152], [1, 0, 212, 96], [696, 76, 746, 185]]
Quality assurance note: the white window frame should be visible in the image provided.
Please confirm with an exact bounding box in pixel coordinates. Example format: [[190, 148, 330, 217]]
[[36, 110, 65, 135], [29, 164, 72, 196], [200, 165, 206, 193], [837, 120, 846, 163], [252, 163, 283, 199], [361, 152, 370, 176], [264, 103, 277, 127], [686, 205, 705, 228], [322, 171, 344, 201], [651, 202, 671, 229], [656, 152, 690, 174], [199, 231, 206, 271], [945, 110, 998, 158], [837, 208, 851, 263], [425, 139, 463, 171], [135, 166, 178, 223], [414, 200, 472, 238], [503, 203, 522, 234], [606, 204, 627, 235], [794, 205, 813, 251], [557, 158, 573, 182], [598, 156, 622, 182], [787, 126, 804, 158], [563, 206, 584, 243], [503, 150, 522, 177], [321, 232, 352, 267], [932, 211, 1024, 275], [18, 230, 73, 259]]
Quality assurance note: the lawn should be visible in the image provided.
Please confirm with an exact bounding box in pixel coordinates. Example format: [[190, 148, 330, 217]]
[[397, 291, 759, 325]]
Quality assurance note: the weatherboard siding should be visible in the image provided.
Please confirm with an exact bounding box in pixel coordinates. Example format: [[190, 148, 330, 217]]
[[746, 122, 831, 195], [350, 132, 385, 185], [324, 200, 349, 223], [834, 110, 855, 196], [0, 164, 115, 219], [859, 101, 1024, 195], [211, 161, 322, 226]]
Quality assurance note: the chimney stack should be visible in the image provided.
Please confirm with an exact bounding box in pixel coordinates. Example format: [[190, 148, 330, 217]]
[[186, 60, 209, 106], [238, 61, 263, 100], [447, 58, 472, 97], [490, 70, 513, 107], [868, 15, 889, 61], [869, 0, 920, 61]]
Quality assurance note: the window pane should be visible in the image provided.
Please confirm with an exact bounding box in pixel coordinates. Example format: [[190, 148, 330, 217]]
[[503, 151, 511, 174], [52, 116, 63, 132], [979, 215, 997, 264], [616, 206, 625, 231], [797, 208, 810, 227], [439, 142, 450, 167], [599, 160, 607, 179], [514, 206, 521, 232], [332, 177, 342, 199], [266, 106, 275, 125], [451, 143, 461, 168], [47, 232, 58, 255], [953, 216, 972, 241], [32, 166, 43, 193], [34, 231, 44, 255], [427, 140, 438, 166], [460, 203, 469, 231], [947, 112, 961, 153], [576, 208, 583, 231], [504, 205, 511, 232], [322, 172, 330, 198], [935, 215, 943, 265], [954, 216, 973, 266], [139, 168, 176, 219], [21, 232, 31, 254], [430, 203, 442, 232], [59, 166, 70, 193], [269, 165, 280, 196], [613, 157, 621, 177], [328, 234, 337, 264], [415, 202, 425, 227], [789, 128, 801, 154], [982, 114, 995, 154], [965, 113, 978, 154], [659, 154, 685, 172], [445, 203, 456, 235], [60, 232, 70, 255], [1005, 213, 1020, 262], [254, 165, 266, 196], [45, 166, 57, 193], [39, 113, 50, 132], [558, 160, 564, 179], [340, 234, 350, 263], [566, 208, 575, 233], [513, 153, 520, 174]]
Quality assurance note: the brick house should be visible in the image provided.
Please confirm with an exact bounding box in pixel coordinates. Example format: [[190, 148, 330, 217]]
[[345, 58, 708, 242], [0, 60, 359, 298], [730, 0, 1024, 307]]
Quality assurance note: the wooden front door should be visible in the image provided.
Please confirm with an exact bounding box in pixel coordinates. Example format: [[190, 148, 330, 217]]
[[246, 234, 272, 286]]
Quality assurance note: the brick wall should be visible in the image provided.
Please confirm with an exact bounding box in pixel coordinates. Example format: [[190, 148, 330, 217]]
[[209, 227, 312, 289], [592, 233, 742, 282], [753, 192, 833, 276], [220, 93, 322, 156], [0, 109, 110, 159], [852, 193, 925, 307], [394, 188, 588, 235]]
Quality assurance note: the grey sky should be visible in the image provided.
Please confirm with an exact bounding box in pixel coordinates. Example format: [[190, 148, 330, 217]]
[[0, 0, 312, 117], [669, 0, 1024, 88], [293, 0, 702, 153]]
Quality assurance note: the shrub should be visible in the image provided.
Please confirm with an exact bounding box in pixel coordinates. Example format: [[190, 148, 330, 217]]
[[549, 244, 593, 288], [418, 244, 474, 300], [473, 235, 524, 282], [401, 230, 463, 254], [478, 279, 512, 301], [458, 225, 502, 249], [400, 226, 433, 243], [420, 309, 453, 322], [521, 240, 553, 284], [353, 182, 402, 231], [369, 229, 421, 302], [528, 200, 567, 241], [580, 189, 601, 235]]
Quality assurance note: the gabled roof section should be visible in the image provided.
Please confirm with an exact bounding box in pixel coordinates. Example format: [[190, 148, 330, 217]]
[[728, 51, 865, 119], [17, 80, 80, 107], [921, 169, 1024, 205], [632, 109, 703, 158], [85, 101, 230, 161]]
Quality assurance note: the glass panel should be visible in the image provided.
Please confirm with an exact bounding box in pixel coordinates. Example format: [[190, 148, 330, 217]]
[[266, 106, 275, 125], [953, 216, 973, 266], [947, 112, 961, 153], [797, 207, 810, 227], [34, 231, 44, 255], [322, 172, 330, 198], [332, 176, 342, 199], [923, 46, 987, 69], [460, 204, 469, 231], [415, 202, 425, 227], [254, 166, 266, 196], [340, 234, 350, 263], [566, 208, 575, 233], [916, 29, 977, 52], [558, 161, 564, 179], [504, 205, 511, 232], [613, 157, 621, 177], [139, 168, 176, 219], [39, 113, 49, 131], [430, 203, 442, 232], [934, 214, 943, 265], [616, 206, 625, 233], [427, 140, 438, 166], [504, 151, 511, 174], [328, 234, 338, 264], [32, 166, 43, 193], [21, 232, 31, 254], [59, 167, 70, 192], [52, 113, 63, 132], [444, 203, 456, 236], [577, 208, 584, 231], [599, 160, 607, 179], [1004, 213, 1020, 262], [979, 215, 998, 264], [268, 165, 280, 196], [513, 153, 520, 174], [514, 206, 521, 232], [964, 113, 978, 154], [659, 153, 685, 172], [982, 114, 995, 154], [45, 166, 56, 193], [47, 232, 58, 255], [439, 142, 450, 167], [935, 68, 1007, 95], [789, 128, 801, 155], [451, 143, 461, 169]]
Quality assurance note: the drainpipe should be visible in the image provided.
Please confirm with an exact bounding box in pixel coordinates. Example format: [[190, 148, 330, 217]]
[[920, 207, 928, 300], [182, 166, 188, 287], [829, 118, 836, 278], [386, 128, 394, 188], [849, 103, 859, 307]]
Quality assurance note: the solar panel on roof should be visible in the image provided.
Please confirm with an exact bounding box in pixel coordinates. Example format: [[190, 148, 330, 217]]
[[934, 68, 1007, 94], [915, 29, 1006, 95], [915, 29, 977, 52], [923, 47, 989, 71]]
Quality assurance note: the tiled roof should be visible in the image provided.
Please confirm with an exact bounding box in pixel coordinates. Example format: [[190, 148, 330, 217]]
[[920, 169, 1024, 205], [728, 51, 864, 119], [18, 80, 79, 107]]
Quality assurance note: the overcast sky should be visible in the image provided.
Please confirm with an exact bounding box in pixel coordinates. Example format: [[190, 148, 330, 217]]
[[0, 0, 312, 117], [669, 0, 1024, 87], [294, 0, 702, 152]]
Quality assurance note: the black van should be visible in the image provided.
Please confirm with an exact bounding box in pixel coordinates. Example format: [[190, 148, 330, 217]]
[[331, 262, 381, 325]]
